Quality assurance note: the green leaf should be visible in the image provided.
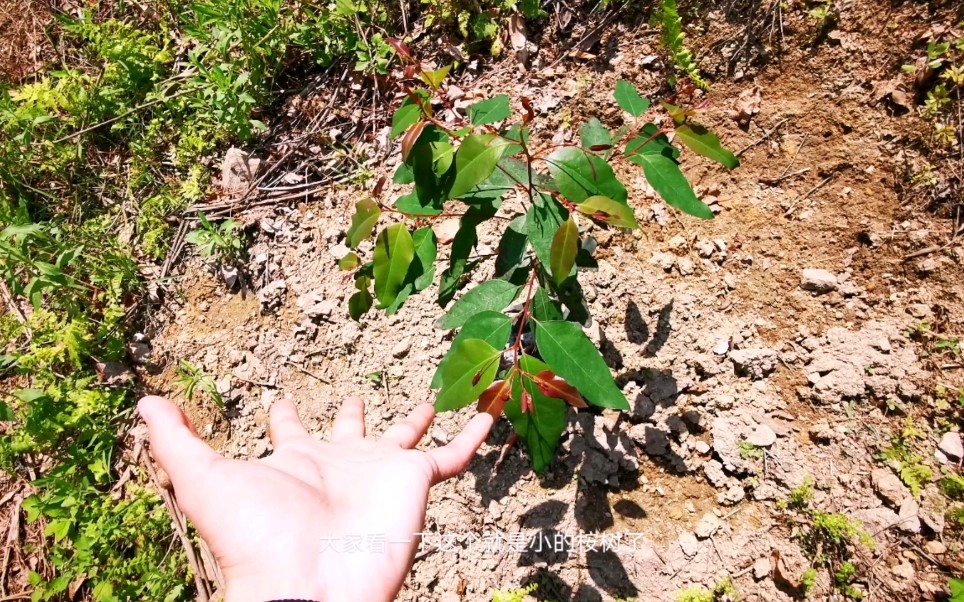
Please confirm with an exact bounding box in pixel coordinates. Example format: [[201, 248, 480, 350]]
[[391, 91, 429, 138], [504, 358, 569, 473], [468, 94, 511, 126], [449, 134, 512, 200], [675, 123, 740, 170], [526, 194, 569, 268], [373, 224, 415, 307], [534, 320, 629, 410], [435, 339, 502, 411], [614, 80, 651, 117], [580, 118, 612, 151], [395, 191, 443, 216], [0, 400, 15, 421], [549, 217, 579, 285], [546, 147, 628, 205], [347, 199, 381, 249], [438, 206, 492, 306], [629, 151, 713, 219], [339, 252, 361, 271], [950, 579, 964, 602], [349, 289, 372, 320], [393, 162, 414, 184], [625, 123, 680, 160], [411, 227, 438, 291], [495, 216, 529, 278], [431, 311, 512, 388], [420, 64, 452, 89], [531, 287, 564, 321], [437, 279, 522, 330], [577, 195, 639, 229]]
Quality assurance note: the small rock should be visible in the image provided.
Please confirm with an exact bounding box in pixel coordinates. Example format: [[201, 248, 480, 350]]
[[722, 484, 746, 505], [712, 339, 730, 356], [668, 235, 688, 251], [392, 337, 412, 359], [871, 468, 908, 509], [801, 268, 838, 294], [431, 427, 450, 445], [729, 348, 778, 380], [918, 257, 937, 274], [433, 218, 461, 244], [923, 540, 946, 555], [723, 273, 737, 289], [703, 460, 728, 488], [809, 420, 834, 444], [745, 425, 777, 447], [753, 556, 771, 580], [891, 561, 915, 581], [897, 497, 921, 534], [129, 342, 152, 365], [679, 532, 699, 557], [677, 256, 695, 276], [487, 499, 502, 520], [694, 440, 711, 454], [695, 513, 722, 539], [905, 303, 931, 320], [938, 432, 963, 461], [651, 252, 676, 272], [257, 280, 287, 312], [695, 240, 716, 258]]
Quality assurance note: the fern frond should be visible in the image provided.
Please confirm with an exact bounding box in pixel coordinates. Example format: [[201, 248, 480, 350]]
[[659, 0, 709, 91]]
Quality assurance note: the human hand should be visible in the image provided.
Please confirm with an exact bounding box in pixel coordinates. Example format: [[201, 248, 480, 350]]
[[138, 395, 494, 602]]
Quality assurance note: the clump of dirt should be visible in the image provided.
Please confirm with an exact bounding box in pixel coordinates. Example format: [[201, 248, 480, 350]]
[[141, 0, 964, 599]]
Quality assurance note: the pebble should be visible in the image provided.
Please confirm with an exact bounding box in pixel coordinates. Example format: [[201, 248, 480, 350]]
[[677, 256, 695, 276], [923, 540, 946, 555], [800, 268, 838, 293], [897, 497, 921, 534], [695, 239, 715, 257], [651, 251, 676, 271], [693, 440, 711, 454], [871, 468, 908, 508], [694, 513, 721, 539], [712, 339, 730, 356], [679, 532, 699, 557], [392, 337, 412, 358], [669, 235, 688, 251], [746, 424, 777, 447], [938, 431, 963, 461], [753, 556, 771, 580], [724, 273, 737, 289]]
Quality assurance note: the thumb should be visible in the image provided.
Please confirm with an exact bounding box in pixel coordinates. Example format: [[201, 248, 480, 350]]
[[139, 395, 221, 495]]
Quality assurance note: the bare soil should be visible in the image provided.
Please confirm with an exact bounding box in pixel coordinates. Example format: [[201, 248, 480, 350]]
[[142, 1, 964, 600]]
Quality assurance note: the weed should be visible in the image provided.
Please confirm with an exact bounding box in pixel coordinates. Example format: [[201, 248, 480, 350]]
[[801, 567, 818, 596], [940, 474, 964, 501], [951, 578, 964, 602], [881, 419, 934, 498], [492, 583, 538, 602], [657, 0, 709, 90], [739, 441, 764, 460], [175, 360, 224, 409], [675, 578, 739, 602], [834, 561, 864, 599], [185, 213, 244, 266], [777, 476, 815, 511]]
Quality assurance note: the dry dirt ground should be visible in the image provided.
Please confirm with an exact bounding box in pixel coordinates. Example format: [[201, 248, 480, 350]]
[[141, 1, 963, 601]]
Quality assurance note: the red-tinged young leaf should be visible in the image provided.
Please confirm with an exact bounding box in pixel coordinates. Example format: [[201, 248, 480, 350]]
[[503, 371, 568, 473], [435, 338, 501, 411], [401, 120, 426, 162], [386, 37, 413, 60], [347, 199, 381, 249], [372, 176, 387, 198], [534, 371, 588, 408], [576, 195, 639, 229], [373, 224, 415, 307], [589, 144, 613, 151], [338, 252, 361, 271], [521, 389, 534, 414], [522, 97, 535, 123], [674, 123, 740, 170], [403, 64, 419, 80], [477, 378, 513, 418], [549, 217, 579, 285]]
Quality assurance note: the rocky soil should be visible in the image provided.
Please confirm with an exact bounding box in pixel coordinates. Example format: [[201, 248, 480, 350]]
[[140, 1, 964, 600]]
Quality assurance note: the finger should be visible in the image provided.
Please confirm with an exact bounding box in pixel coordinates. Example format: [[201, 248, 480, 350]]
[[426, 412, 494, 484], [269, 396, 310, 449], [330, 396, 366, 442], [138, 396, 221, 490], [380, 403, 435, 448]]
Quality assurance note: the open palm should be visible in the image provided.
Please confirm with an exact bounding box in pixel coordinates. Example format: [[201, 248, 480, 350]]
[[139, 395, 493, 602]]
